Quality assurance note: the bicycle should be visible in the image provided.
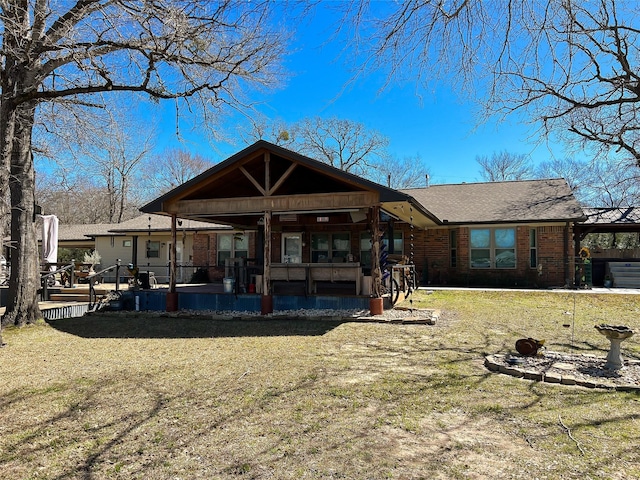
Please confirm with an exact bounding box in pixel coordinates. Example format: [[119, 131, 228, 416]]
[[379, 243, 400, 305], [392, 263, 418, 304]]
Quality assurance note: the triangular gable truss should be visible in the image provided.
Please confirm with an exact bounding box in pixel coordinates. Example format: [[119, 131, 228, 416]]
[[143, 141, 437, 229]]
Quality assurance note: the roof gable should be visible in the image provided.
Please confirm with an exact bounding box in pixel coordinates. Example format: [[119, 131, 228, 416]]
[[142, 140, 410, 215]]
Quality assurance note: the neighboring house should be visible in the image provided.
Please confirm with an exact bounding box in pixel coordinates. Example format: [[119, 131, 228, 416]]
[[140, 140, 586, 295], [91, 214, 231, 283], [37, 214, 231, 283]]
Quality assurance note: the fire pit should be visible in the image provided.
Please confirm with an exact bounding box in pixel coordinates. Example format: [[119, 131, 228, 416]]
[[594, 324, 635, 370]]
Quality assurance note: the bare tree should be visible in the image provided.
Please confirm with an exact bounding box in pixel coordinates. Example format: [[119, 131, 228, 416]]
[[145, 148, 213, 198], [243, 115, 431, 186], [370, 153, 431, 189], [342, 1, 640, 166], [535, 157, 588, 195], [1, 1, 288, 330], [292, 117, 389, 175], [79, 112, 154, 223], [240, 115, 296, 148], [585, 157, 640, 208], [476, 151, 533, 182]]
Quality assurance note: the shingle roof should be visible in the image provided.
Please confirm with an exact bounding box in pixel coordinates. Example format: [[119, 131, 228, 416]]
[[402, 178, 585, 224], [37, 214, 230, 242], [36, 221, 114, 241], [105, 214, 230, 234], [581, 207, 640, 225]]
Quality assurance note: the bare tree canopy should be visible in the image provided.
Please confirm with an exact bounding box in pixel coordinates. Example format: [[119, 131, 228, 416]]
[[476, 151, 533, 182], [144, 148, 213, 198], [244, 115, 392, 176], [343, 0, 640, 165], [294, 117, 389, 175], [371, 153, 430, 189], [0, 1, 289, 329]]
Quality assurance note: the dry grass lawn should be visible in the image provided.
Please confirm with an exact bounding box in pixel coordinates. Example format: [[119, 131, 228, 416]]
[[1, 289, 639, 479]]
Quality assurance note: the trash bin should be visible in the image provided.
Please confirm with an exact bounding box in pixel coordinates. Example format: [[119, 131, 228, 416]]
[[139, 271, 151, 289], [223, 277, 235, 293]]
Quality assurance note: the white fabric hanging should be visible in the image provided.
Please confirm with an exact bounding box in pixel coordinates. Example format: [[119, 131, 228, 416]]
[[41, 215, 59, 267]]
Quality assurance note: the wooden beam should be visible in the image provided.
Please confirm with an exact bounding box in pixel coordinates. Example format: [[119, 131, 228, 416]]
[[263, 211, 271, 296], [170, 191, 379, 216], [239, 165, 266, 195], [371, 205, 382, 298], [170, 214, 177, 294], [265, 151, 271, 194]]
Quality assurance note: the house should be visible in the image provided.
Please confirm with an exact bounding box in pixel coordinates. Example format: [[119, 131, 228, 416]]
[[140, 141, 586, 313], [37, 214, 231, 283], [403, 179, 586, 287], [90, 214, 231, 283]]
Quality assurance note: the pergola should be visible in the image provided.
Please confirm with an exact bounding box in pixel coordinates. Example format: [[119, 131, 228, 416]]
[[574, 207, 640, 252], [141, 141, 439, 313]]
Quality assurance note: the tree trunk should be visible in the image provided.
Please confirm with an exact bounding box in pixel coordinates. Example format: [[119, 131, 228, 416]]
[[1, 102, 41, 327]]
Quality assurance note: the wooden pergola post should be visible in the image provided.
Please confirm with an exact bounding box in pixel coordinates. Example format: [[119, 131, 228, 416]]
[[261, 151, 274, 314], [370, 205, 383, 314], [166, 213, 178, 311]]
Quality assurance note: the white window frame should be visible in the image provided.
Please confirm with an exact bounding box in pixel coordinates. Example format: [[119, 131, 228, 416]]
[[282, 232, 303, 263], [217, 233, 248, 266]]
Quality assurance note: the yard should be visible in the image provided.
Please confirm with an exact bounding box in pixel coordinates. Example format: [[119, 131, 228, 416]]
[[1, 289, 639, 479]]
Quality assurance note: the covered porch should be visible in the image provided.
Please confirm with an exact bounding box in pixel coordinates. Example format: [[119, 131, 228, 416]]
[[141, 141, 438, 313]]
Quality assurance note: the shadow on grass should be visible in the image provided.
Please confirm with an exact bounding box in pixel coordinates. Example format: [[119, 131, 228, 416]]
[[48, 313, 344, 339]]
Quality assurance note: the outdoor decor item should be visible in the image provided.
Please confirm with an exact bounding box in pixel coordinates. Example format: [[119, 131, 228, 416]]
[[594, 324, 635, 370], [515, 338, 545, 356]]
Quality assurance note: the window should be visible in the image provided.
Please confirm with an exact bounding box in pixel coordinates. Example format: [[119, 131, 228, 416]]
[[123, 240, 131, 247], [217, 233, 248, 265], [311, 233, 350, 263], [450, 230, 457, 268], [359, 231, 403, 268], [470, 228, 515, 269], [529, 228, 537, 268], [282, 233, 303, 263], [146, 240, 160, 258]]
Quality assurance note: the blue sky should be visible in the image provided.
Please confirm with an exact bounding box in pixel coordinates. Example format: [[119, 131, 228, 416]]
[[155, 8, 567, 185]]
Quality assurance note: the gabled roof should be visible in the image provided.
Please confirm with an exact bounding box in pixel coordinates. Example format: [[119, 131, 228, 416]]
[[141, 140, 439, 229], [36, 221, 114, 242], [402, 178, 585, 224], [105, 214, 230, 235], [37, 214, 230, 244], [142, 140, 412, 212]]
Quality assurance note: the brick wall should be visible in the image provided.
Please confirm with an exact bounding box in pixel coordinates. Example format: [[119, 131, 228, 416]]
[[404, 224, 572, 288], [193, 222, 574, 288]]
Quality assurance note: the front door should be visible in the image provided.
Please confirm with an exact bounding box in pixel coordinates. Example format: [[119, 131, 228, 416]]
[[282, 233, 302, 263]]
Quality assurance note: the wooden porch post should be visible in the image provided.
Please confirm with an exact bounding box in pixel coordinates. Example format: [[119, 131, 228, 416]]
[[166, 214, 178, 311], [370, 205, 384, 314], [261, 151, 273, 314], [261, 210, 273, 314]]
